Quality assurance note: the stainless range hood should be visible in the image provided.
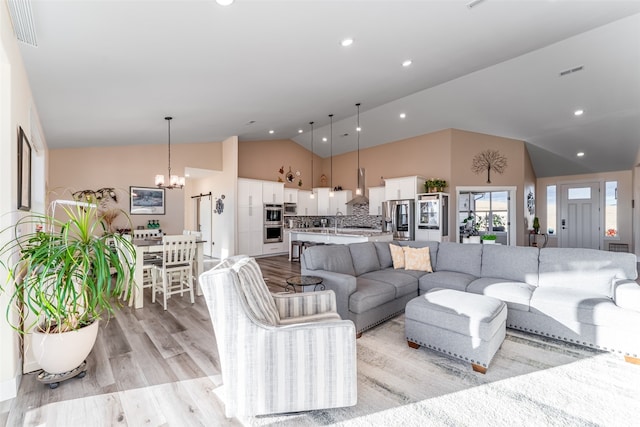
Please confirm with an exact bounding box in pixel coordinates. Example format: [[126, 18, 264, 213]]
[[347, 168, 369, 205]]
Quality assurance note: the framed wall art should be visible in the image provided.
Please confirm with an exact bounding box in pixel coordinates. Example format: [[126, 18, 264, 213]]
[[17, 126, 31, 211], [130, 186, 165, 215]]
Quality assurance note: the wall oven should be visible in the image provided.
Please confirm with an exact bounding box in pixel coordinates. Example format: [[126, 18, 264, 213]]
[[264, 224, 283, 243], [264, 204, 283, 224], [264, 203, 283, 243]]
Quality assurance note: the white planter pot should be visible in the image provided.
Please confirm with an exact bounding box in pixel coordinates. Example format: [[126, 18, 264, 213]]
[[31, 320, 99, 374], [468, 236, 481, 244], [482, 240, 496, 244]]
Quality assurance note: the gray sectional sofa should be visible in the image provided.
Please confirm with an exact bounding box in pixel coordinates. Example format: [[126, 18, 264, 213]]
[[300, 241, 640, 360]]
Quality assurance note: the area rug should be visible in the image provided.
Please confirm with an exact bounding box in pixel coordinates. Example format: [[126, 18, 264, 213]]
[[238, 315, 640, 427]]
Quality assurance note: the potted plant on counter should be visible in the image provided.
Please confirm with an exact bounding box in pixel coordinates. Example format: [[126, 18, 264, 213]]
[[425, 178, 447, 193], [0, 200, 135, 379], [481, 234, 497, 244]]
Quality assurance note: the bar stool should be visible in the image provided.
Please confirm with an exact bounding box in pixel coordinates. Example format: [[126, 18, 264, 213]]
[[291, 240, 304, 262]]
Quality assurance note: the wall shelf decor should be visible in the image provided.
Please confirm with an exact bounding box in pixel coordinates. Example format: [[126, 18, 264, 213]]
[[471, 149, 507, 183]]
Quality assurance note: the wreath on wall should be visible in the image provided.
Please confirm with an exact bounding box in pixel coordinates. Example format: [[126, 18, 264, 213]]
[[277, 166, 303, 187]]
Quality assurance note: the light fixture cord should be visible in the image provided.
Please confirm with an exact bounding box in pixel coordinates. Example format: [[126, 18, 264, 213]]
[[310, 121, 314, 188], [329, 114, 333, 190], [166, 116, 172, 177], [356, 103, 360, 170]]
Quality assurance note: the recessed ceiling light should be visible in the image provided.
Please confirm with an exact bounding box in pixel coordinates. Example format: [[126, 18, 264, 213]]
[[298, 129, 303, 133], [574, 109, 584, 116], [356, 127, 361, 132], [402, 60, 412, 67], [577, 152, 585, 157], [322, 137, 327, 142], [268, 130, 275, 134], [341, 38, 354, 47], [399, 113, 406, 119], [216, 0, 234, 6]]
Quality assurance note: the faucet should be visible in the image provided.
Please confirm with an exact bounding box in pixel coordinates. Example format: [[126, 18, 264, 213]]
[[334, 211, 344, 233]]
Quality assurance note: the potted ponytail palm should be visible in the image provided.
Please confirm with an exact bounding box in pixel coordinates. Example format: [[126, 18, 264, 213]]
[[0, 201, 136, 375]]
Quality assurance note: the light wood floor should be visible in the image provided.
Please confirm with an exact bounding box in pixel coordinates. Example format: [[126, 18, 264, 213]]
[[2, 255, 299, 427]]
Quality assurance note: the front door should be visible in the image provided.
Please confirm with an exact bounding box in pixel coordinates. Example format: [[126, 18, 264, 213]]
[[559, 182, 600, 249]]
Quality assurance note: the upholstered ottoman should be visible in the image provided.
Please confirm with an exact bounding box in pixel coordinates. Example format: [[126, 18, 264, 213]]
[[405, 289, 507, 373]]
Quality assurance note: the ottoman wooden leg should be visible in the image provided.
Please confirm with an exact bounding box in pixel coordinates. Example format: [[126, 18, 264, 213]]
[[624, 355, 640, 365], [407, 340, 420, 349], [472, 363, 487, 374]]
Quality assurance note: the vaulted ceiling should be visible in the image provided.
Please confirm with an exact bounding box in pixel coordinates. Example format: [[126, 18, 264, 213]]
[[14, 0, 640, 177]]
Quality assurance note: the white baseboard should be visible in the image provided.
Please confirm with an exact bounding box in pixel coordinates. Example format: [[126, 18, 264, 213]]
[[0, 376, 18, 402]]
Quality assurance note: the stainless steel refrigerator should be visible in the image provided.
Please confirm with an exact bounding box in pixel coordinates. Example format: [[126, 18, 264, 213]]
[[382, 199, 415, 240]]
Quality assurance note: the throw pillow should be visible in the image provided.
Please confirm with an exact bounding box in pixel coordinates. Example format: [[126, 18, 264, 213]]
[[403, 246, 433, 272], [389, 244, 405, 269]]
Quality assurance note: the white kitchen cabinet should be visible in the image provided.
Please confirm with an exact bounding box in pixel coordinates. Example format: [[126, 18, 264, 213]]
[[262, 181, 284, 204], [314, 188, 331, 216], [314, 188, 353, 216], [297, 190, 317, 216], [262, 241, 287, 256], [368, 186, 386, 215], [237, 205, 263, 256], [284, 189, 298, 204], [238, 178, 263, 207], [329, 190, 352, 215], [384, 176, 426, 201]]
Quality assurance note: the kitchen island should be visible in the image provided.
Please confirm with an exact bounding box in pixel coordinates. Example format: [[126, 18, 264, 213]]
[[288, 228, 393, 261]]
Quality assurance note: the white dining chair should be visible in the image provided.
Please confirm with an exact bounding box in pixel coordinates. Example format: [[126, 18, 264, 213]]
[[152, 235, 197, 310]]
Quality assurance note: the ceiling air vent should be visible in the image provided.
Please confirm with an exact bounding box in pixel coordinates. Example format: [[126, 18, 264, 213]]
[[7, 0, 38, 47], [559, 65, 584, 77]]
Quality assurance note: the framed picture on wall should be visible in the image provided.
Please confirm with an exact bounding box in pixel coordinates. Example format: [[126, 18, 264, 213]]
[[17, 126, 31, 211], [130, 186, 165, 215]]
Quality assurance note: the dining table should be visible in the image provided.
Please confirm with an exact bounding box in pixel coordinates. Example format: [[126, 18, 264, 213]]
[[131, 237, 205, 309]]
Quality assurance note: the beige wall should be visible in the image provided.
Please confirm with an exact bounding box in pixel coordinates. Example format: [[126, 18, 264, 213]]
[[238, 139, 321, 190], [238, 131, 453, 192], [537, 170, 633, 251], [0, 3, 49, 400], [48, 142, 222, 235], [192, 136, 238, 259], [449, 129, 529, 245]]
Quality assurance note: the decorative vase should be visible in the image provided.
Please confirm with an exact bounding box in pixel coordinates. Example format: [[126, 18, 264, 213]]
[[31, 320, 99, 374]]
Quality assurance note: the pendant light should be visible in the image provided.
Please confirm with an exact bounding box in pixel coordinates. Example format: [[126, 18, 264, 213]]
[[309, 121, 315, 199], [155, 116, 185, 189], [329, 114, 334, 197], [346, 103, 369, 206]]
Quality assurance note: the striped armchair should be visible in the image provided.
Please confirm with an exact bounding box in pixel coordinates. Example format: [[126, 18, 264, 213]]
[[199, 256, 358, 418]]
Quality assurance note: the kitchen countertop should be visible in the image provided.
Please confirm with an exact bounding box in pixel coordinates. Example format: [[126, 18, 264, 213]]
[[289, 228, 390, 237]]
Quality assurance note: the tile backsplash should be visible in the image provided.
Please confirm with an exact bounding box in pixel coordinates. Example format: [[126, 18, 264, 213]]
[[290, 203, 382, 229]]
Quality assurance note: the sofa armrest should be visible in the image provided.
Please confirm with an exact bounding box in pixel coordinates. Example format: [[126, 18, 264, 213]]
[[273, 290, 337, 318], [299, 270, 357, 320], [613, 279, 640, 312]]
